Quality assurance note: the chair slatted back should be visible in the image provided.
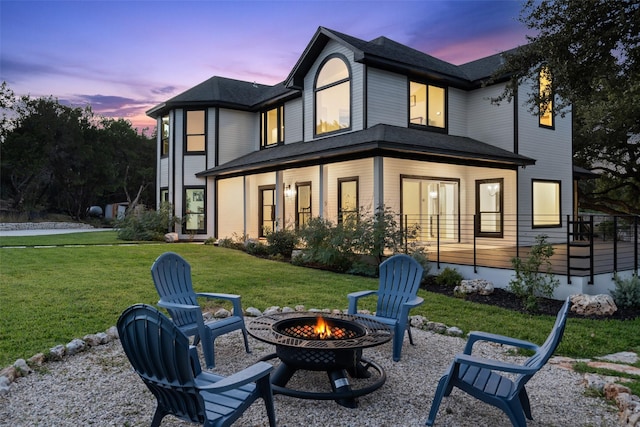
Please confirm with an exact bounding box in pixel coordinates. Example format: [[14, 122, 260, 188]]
[[376, 254, 424, 319], [117, 304, 204, 424], [151, 252, 200, 328]]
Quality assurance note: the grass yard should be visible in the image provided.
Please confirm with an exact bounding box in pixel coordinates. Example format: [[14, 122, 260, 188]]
[[1, 235, 639, 369]]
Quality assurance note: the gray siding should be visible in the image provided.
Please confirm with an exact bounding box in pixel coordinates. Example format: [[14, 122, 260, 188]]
[[367, 68, 406, 127], [284, 97, 303, 143], [218, 109, 258, 164]]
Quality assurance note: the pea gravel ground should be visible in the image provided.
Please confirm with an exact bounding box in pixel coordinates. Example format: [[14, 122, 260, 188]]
[[0, 328, 618, 427]]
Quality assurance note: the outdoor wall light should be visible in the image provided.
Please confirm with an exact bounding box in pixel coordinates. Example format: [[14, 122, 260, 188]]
[[285, 185, 297, 198]]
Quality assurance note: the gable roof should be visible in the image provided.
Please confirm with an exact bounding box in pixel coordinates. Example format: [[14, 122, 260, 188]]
[[148, 26, 523, 118], [196, 124, 535, 179], [285, 27, 473, 89]]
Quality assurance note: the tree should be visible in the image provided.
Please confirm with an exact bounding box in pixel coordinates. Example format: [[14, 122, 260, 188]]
[[492, 0, 640, 215], [0, 83, 155, 219]]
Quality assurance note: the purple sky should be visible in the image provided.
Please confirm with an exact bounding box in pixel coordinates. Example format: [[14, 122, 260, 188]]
[[1, 0, 531, 133]]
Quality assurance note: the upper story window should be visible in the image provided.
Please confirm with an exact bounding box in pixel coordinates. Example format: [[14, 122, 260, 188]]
[[261, 106, 284, 148], [539, 66, 554, 128], [185, 110, 205, 153], [315, 55, 351, 136], [161, 115, 169, 157], [409, 81, 446, 130]]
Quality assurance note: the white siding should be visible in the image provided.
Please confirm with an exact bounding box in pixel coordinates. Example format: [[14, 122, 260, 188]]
[[282, 166, 320, 228], [217, 177, 245, 239], [367, 68, 406, 127], [324, 159, 373, 223], [466, 84, 514, 151], [303, 40, 364, 141], [218, 109, 258, 164], [284, 97, 303, 143]]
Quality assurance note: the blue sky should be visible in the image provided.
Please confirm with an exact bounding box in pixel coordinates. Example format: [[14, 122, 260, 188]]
[[1, 0, 531, 132]]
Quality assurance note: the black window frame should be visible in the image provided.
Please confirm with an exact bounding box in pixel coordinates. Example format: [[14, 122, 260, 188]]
[[295, 181, 312, 229], [532, 179, 562, 228], [408, 80, 448, 134], [475, 178, 504, 238], [183, 186, 206, 234], [161, 115, 170, 157], [314, 54, 352, 138], [184, 109, 206, 154], [261, 105, 284, 148], [258, 185, 276, 238], [338, 177, 359, 224]]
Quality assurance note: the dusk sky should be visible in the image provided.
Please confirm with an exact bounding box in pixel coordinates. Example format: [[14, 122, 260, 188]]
[[1, 0, 532, 133]]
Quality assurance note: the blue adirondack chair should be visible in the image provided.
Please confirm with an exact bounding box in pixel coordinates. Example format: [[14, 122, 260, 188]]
[[117, 304, 276, 427], [151, 252, 250, 369], [426, 297, 571, 427], [347, 253, 424, 362]]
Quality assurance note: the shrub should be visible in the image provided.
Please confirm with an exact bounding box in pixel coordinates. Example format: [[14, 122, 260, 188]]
[[509, 234, 560, 312], [295, 217, 357, 272], [409, 246, 431, 279], [115, 202, 179, 241], [435, 267, 463, 287], [244, 239, 269, 257], [610, 275, 640, 309], [265, 228, 299, 258]]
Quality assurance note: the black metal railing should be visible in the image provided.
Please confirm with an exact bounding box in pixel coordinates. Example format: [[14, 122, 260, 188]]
[[400, 213, 639, 281]]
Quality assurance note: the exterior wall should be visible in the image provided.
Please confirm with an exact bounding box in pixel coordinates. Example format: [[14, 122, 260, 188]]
[[206, 107, 217, 168], [367, 68, 407, 127], [515, 78, 573, 244], [447, 87, 467, 137], [218, 109, 258, 164], [281, 166, 321, 228], [217, 177, 245, 239], [465, 83, 514, 151], [284, 97, 303, 143], [324, 159, 374, 223], [303, 40, 365, 142], [244, 172, 277, 239]]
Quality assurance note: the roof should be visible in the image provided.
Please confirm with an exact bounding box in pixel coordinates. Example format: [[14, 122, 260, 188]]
[[148, 26, 523, 118], [196, 124, 535, 179]]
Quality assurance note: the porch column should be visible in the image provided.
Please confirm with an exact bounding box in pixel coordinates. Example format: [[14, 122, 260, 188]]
[[243, 176, 249, 237], [275, 171, 284, 230], [373, 156, 384, 209]]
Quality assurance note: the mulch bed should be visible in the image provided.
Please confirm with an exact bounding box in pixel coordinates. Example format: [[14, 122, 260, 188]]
[[420, 276, 640, 321]]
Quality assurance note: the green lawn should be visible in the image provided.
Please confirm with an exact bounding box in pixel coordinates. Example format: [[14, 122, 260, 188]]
[[1, 236, 639, 368]]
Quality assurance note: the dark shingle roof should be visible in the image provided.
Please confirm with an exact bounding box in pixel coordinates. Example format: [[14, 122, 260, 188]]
[[196, 124, 535, 178]]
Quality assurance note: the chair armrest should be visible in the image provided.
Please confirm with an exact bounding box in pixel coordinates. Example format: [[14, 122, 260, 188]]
[[464, 331, 539, 355], [195, 293, 244, 317], [403, 296, 424, 309], [453, 353, 538, 375], [347, 290, 378, 314], [195, 361, 273, 392], [157, 300, 201, 312], [196, 292, 241, 301]]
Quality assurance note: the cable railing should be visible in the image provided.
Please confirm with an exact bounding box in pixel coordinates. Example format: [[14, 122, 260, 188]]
[[399, 213, 639, 282]]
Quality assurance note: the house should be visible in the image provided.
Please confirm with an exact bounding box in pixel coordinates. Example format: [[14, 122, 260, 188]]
[[148, 27, 632, 296]]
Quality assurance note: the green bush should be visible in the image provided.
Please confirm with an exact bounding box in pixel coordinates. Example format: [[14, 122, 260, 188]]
[[509, 234, 560, 312], [610, 275, 640, 309], [409, 246, 431, 279], [265, 228, 299, 258], [244, 239, 269, 257], [435, 267, 463, 287], [295, 217, 357, 272], [115, 202, 179, 241]]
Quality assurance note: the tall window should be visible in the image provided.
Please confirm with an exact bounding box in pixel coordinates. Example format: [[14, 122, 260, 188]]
[[184, 187, 205, 233], [476, 179, 503, 237], [161, 115, 169, 156], [259, 185, 275, 237], [261, 106, 284, 148], [532, 179, 561, 227], [409, 81, 446, 129], [315, 56, 350, 136], [185, 110, 205, 152], [338, 177, 358, 224], [539, 66, 554, 128], [296, 182, 311, 229]]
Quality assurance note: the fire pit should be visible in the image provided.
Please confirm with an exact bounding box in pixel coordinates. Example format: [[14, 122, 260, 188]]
[[247, 312, 391, 408]]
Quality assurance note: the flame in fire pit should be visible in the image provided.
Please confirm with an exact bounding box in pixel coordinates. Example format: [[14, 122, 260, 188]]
[[314, 316, 332, 339]]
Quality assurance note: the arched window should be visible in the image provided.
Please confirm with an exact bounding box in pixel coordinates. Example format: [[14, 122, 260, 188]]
[[315, 56, 350, 136]]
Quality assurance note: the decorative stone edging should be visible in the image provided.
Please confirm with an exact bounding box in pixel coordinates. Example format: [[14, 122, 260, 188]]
[[0, 222, 94, 231], [2, 305, 638, 426]]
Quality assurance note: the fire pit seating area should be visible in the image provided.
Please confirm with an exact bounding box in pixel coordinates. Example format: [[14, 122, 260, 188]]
[[347, 254, 424, 361], [150, 252, 251, 369]]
